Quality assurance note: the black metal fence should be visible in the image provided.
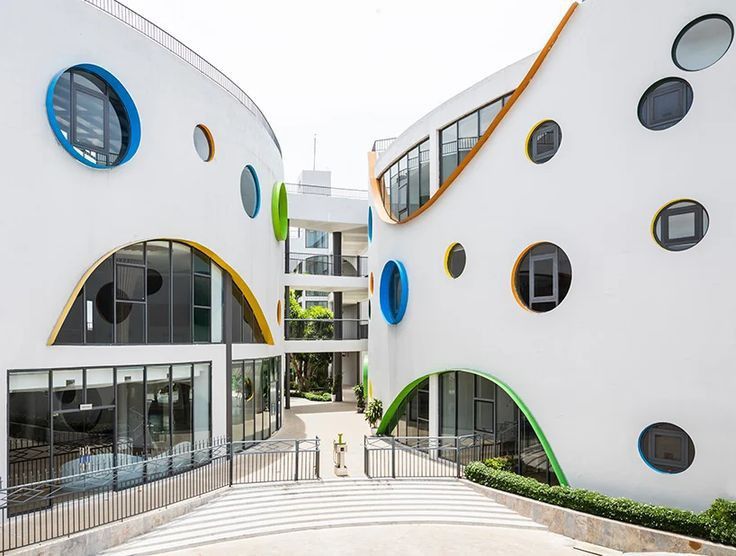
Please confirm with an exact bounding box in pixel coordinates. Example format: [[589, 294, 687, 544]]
[[363, 434, 497, 479], [0, 437, 319, 553], [287, 253, 368, 277]]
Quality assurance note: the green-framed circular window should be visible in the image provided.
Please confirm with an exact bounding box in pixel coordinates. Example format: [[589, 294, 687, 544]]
[[271, 182, 288, 241]]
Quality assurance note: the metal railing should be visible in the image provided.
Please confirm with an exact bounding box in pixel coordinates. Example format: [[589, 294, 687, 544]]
[[0, 437, 319, 553], [372, 137, 396, 155], [284, 183, 368, 200], [284, 319, 368, 341], [363, 434, 498, 479], [288, 253, 368, 277], [82, 0, 280, 153]]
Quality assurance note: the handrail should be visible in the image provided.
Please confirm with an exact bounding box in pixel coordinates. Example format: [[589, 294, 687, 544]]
[[287, 252, 368, 277], [82, 0, 281, 154], [284, 182, 368, 200]]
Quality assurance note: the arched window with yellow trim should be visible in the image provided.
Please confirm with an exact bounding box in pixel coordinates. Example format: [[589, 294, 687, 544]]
[[56, 240, 266, 345]]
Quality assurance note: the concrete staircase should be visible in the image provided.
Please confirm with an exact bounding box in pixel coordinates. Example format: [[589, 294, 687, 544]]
[[105, 479, 546, 555]]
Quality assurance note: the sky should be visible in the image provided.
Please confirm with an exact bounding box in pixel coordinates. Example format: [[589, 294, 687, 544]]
[[122, 0, 573, 189]]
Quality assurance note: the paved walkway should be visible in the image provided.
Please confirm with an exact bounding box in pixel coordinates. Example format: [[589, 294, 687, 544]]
[[275, 388, 371, 478]]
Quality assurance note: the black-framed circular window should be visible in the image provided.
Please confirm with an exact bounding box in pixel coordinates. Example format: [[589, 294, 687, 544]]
[[445, 243, 466, 279], [638, 78, 693, 131], [527, 120, 562, 164], [673, 14, 733, 72], [513, 242, 572, 313], [653, 200, 709, 252], [639, 422, 695, 474]]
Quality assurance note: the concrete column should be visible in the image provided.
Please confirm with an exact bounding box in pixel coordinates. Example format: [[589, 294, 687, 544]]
[[284, 219, 290, 273], [224, 273, 233, 442], [284, 353, 291, 410], [429, 374, 440, 437], [333, 231, 343, 402]]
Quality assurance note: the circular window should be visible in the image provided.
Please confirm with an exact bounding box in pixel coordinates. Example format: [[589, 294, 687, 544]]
[[368, 207, 374, 243], [193, 124, 214, 162], [639, 422, 695, 474], [240, 165, 261, 218], [653, 200, 709, 251], [380, 260, 409, 325], [527, 120, 562, 164], [513, 242, 572, 313], [673, 15, 733, 71], [277, 299, 282, 325], [638, 78, 693, 131], [271, 182, 289, 241], [445, 243, 466, 279], [46, 64, 141, 168], [369, 272, 374, 295]]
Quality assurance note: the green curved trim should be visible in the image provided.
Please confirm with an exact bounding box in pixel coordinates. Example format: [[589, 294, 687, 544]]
[[271, 182, 288, 241], [362, 355, 369, 392], [376, 368, 569, 486]]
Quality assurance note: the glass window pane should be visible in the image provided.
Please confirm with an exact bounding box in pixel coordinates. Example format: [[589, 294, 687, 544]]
[[210, 264, 223, 343], [9, 371, 50, 486], [171, 364, 193, 449], [52, 369, 84, 411], [457, 372, 474, 436], [193, 363, 211, 443], [86, 367, 114, 407], [668, 212, 696, 239], [479, 101, 502, 132], [244, 361, 255, 440], [116, 302, 145, 344], [458, 113, 478, 138], [254, 359, 264, 440], [116, 243, 144, 265], [116, 366, 145, 457], [146, 365, 171, 457], [193, 250, 210, 275], [475, 375, 495, 401], [231, 362, 244, 442], [172, 243, 192, 343], [53, 72, 71, 140], [194, 275, 211, 307], [57, 291, 84, 344], [475, 400, 494, 433], [73, 89, 105, 149], [440, 372, 456, 436], [262, 359, 271, 439], [85, 258, 114, 343], [193, 307, 211, 343], [116, 264, 145, 302], [147, 241, 171, 343], [231, 288, 243, 343]]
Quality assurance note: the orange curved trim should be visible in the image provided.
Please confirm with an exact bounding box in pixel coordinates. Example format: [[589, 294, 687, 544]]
[[47, 239, 276, 346], [371, 2, 579, 225]]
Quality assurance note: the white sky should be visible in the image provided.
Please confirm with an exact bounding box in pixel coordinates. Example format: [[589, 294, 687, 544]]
[[122, 0, 572, 189]]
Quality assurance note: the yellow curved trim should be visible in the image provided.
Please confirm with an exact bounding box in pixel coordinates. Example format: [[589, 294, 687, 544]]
[[47, 239, 275, 346], [196, 124, 215, 162], [369, 272, 374, 295], [276, 299, 282, 325], [524, 119, 554, 163], [510, 241, 545, 313], [650, 198, 697, 250], [371, 2, 579, 225], [443, 242, 462, 279]]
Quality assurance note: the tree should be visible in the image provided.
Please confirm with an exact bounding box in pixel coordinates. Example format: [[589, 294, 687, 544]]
[[288, 291, 334, 392]]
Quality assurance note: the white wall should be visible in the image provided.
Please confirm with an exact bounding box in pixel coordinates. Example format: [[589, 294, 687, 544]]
[[368, 0, 736, 511], [0, 0, 284, 478]]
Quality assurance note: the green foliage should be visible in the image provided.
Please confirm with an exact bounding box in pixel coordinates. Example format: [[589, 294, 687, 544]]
[[288, 291, 334, 392], [482, 456, 513, 472], [290, 390, 332, 402], [365, 398, 383, 427], [353, 384, 365, 411], [464, 462, 736, 546]]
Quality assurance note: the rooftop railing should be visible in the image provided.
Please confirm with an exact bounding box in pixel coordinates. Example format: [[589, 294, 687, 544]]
[[83, 0, 281, 154], [288, 253, 368, 277], [284, 319, 368, 341], [284, 183, 368, 200], [372, 137, 396, 155]]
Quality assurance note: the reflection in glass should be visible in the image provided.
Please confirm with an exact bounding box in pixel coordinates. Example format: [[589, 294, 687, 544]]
[[193, 363, 211, 443], [244, 361, 255, 440], [232, 362, 244, 442], [146, 365, 170, 457], [116, 366, 145, 457]]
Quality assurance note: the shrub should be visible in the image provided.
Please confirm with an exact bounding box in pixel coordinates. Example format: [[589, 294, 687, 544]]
[[465, 462, 736, 546], [353, 384, 366, 412], [482, 457, 513, 472], [290, 390, 331, 402], [365, 398, 383, 427]]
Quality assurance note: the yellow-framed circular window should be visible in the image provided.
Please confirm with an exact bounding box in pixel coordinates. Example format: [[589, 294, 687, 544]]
[[444, 243, 466, 279], [276, 299, 282, 325], [193, 124, 215, 162], [526, 120, 562, 164], [512, 242, 572, 313], [369, 272, 374, 295], [652, 199, 709, 252]]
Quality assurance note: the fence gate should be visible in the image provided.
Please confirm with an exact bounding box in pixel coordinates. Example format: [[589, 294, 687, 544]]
[[231, 438, 320, 484]]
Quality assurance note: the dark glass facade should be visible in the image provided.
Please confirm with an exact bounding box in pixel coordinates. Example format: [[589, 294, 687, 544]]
[[380, 139, 430, 221], [57, 241, 264, 345], [231, 357, 282, 444], [8, 362, 211, 486]]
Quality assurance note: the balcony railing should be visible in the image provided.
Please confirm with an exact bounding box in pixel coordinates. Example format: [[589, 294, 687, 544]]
[[284, 319, 368, 341], [372, 137, 396, 155], [288, 253, 368, 277], [83, 0, 280, 153], [284, 183, 368, 200]]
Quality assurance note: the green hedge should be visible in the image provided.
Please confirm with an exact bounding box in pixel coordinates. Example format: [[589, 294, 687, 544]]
[[290, 390, 332, 402], [465, 462, 736, 546]]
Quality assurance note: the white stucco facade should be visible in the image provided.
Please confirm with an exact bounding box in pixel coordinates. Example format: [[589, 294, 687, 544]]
[[368, 0, 735, 511], [0, 0, 285, 480]]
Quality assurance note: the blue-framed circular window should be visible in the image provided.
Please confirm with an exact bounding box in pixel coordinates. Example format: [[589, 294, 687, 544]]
[[638, 422, 695, 474], [46, 64, 140, 169], [380, 260, 408, 325], [368, 207, 373, 243], [240, 164, 261, 218]]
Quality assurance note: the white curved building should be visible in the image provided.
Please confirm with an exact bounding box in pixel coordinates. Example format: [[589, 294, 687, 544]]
[[0, 0, 287, 486], [367, 0, 735, 510]]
